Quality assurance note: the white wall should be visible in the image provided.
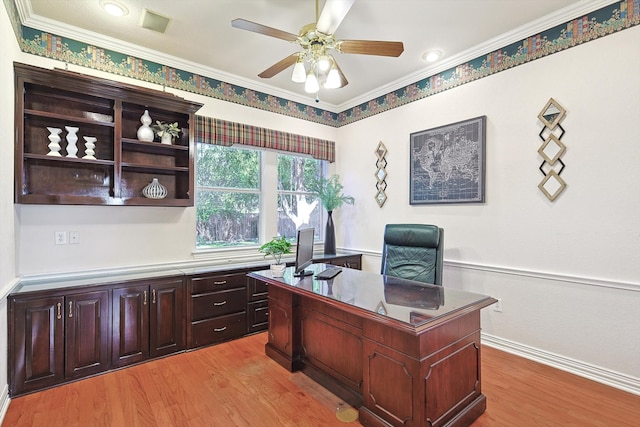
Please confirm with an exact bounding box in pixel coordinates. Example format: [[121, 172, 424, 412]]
[[334, 26, 640, 388]]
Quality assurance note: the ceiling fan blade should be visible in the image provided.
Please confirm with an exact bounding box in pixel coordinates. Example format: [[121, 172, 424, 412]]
[[231, 18, 298, 42], [338, 40, 405, 57], [316, 0, 355, 35], [258, 54, 299, 79], [333, 59, 349, 88]]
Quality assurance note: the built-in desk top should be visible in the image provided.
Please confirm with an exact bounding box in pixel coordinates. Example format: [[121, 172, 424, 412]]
[[249, 264, 496, 331]]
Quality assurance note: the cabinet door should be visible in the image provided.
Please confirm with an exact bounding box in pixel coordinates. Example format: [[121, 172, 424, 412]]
[[112, 284, 149, 367], [149, 279, 185, 358], [65, 290, 110, 379], [10, 296, 65, 395]]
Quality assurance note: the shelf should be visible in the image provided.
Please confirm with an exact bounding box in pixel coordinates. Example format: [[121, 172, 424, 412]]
[[121, 163, 189, 174], [24, 109, 114, 127], [24, 153, 115, 166], [122, 138, 189, 152], [15, 62, 202, 207]]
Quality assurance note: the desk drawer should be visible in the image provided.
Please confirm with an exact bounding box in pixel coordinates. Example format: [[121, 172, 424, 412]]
[[191, 313, 246, 347], [247, 276, 268, 302], [192, 288, 246, 321], [247, 299, 269, 333], [191, 273, 245, 294]]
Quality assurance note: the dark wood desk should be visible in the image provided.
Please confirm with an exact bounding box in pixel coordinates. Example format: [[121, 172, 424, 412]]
[[248, 264, 497, 427]]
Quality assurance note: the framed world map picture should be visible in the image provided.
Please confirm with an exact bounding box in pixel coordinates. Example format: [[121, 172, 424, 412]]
[[410, 116, 486, 204]]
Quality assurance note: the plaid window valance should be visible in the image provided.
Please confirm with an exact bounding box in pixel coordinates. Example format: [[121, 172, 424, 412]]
[[193, 115, 335, 162]]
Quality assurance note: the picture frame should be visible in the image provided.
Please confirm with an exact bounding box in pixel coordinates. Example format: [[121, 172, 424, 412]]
[[410, 116, 486, 204]]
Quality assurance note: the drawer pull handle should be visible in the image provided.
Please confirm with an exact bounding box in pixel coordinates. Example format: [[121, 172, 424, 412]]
[[57, 302, 62, 320], [143, 290, 147, 305], [213, 327, 227, 332], [68, 301, 73, 318], [213, 280, 227, 285], [213, 301, 227, 306], [152, 289, 156, 304]]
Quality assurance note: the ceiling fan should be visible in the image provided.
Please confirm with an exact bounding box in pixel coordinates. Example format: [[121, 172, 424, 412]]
[[231, 0, 404, 96]]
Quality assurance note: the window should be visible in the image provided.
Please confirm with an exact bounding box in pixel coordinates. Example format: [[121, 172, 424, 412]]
[[277, 154, 324, 240], [196, 144, 327, 249], [196, 144, 261, 249]]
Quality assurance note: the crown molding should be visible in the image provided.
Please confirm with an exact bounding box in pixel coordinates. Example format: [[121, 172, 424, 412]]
[[14, 0, 618, 115], [337, 0, 616, 111], [15, 0, 334, 112]]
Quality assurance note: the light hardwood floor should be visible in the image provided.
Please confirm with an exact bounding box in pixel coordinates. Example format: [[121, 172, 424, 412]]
[[3, 332, 639, 426]]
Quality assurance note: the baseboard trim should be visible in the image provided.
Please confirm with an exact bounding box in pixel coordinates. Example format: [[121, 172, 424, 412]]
[[481, 333, 640, 396], [0, 384, 10, 426]]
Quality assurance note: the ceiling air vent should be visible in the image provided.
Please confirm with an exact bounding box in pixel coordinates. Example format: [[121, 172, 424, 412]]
[[140, 9, 170, 33]]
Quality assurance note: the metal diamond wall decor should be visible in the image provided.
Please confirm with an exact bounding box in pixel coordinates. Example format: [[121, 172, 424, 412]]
[[537, 98, 567, 201], [375, 141, 388, 207]]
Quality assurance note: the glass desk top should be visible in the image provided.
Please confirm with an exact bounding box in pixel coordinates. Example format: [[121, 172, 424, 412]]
[[249, 264, 495, 328]]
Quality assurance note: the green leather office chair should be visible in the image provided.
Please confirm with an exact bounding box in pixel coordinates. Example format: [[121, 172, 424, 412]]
[[380, 224, 444, 285]]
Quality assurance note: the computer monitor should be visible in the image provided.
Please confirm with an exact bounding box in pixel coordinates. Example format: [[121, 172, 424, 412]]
[[294, 227, 315, 277]]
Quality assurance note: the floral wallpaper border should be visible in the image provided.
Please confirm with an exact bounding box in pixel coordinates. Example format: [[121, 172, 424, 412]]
[[4, 0, 639, 128]]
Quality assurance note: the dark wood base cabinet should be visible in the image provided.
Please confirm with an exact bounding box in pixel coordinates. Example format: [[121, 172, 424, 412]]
[[8, 276, 185, 396], [112, 278, 185, 368], [8, 253, 363, 396]]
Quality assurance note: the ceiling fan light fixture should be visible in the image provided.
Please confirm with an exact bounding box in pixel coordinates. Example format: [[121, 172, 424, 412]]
[[317, 55, 331, 72], [304, 71, 320, 93], [292, 60, 307, 83], [324, 67, 341, 89]]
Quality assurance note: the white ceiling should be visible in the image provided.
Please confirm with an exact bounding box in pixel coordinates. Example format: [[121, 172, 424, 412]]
[[17, 0, 603, 111]]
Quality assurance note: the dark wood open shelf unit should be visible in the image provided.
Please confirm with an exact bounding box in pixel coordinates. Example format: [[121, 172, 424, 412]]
[[14, 62, 203, 206]]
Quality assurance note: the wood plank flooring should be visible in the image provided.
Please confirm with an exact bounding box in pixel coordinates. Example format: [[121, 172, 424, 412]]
[[3, 332, 639, 426]]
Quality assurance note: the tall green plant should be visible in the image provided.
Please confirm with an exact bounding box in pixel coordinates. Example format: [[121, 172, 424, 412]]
[[309, 174, 354, 212]]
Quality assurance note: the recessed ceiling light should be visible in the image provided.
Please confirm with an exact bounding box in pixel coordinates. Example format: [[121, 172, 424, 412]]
[[100, 0, 128, 17], [422, 50, 442, 63]]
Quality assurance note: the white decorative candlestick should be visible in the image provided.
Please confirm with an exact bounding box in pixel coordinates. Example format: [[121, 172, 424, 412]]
[[83, 136, 97, 160], [65, 126, 79, 158], [46, 127, 63, 156]]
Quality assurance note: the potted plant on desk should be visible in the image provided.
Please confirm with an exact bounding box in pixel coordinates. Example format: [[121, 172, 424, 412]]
[[258, 236, 292, 277]]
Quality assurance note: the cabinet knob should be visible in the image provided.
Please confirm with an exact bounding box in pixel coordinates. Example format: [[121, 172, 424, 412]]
[[213, 300, 227, 306], [213, 327, 227, 332]]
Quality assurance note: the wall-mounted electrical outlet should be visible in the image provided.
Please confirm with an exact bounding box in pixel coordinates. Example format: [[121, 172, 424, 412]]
[[69, 231, 79, 244], [493, 298, 503, 312]]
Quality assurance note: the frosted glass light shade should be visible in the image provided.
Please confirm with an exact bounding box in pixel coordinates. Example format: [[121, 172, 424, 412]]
[[292, 61, 306, 83], [318, 56, 331, 72], [304, 72, 319, 93], [324, 68, 341, 89]]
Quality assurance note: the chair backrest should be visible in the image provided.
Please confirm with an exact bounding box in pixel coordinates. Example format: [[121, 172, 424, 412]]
[[380, 224, 444, 285]]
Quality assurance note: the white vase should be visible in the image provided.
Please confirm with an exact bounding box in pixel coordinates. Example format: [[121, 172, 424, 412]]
[[142, 178, 168, 199], [271, 264, 286, 277], [82, 136, 97, 160], [65, 126, 79, 158], [46, 127, 62, 156], [137, 110, 155, 142]]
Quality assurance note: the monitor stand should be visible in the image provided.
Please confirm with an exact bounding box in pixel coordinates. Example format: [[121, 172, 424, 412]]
[[294, 269, 313, 277]]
